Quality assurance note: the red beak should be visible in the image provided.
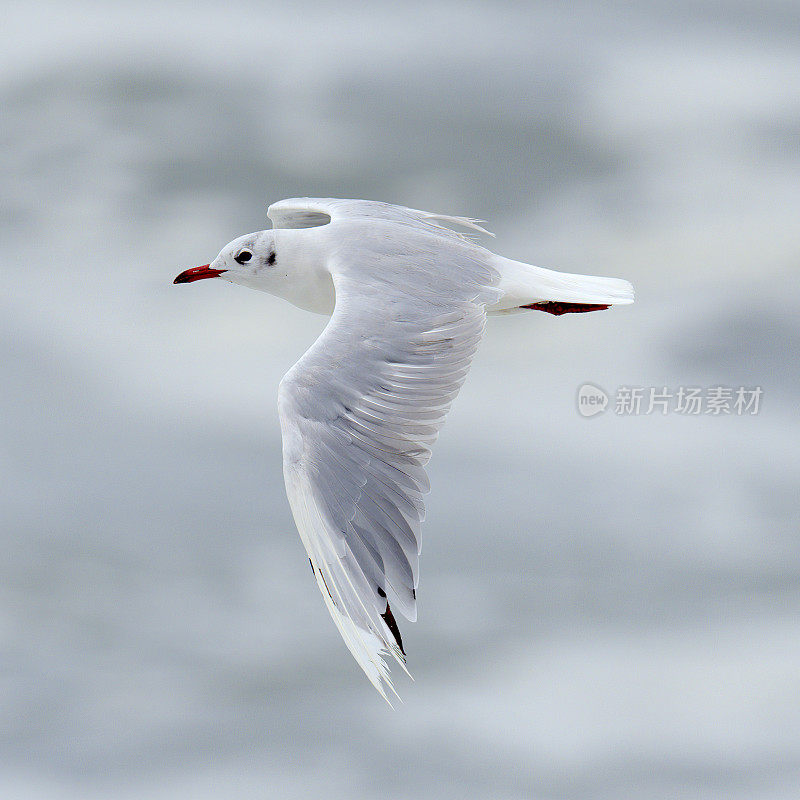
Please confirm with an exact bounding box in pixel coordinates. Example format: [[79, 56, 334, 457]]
[[173, 264, 228, 284]]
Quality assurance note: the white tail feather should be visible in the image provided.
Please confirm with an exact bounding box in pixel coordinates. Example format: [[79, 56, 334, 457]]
[[489, 255, 635, 313]]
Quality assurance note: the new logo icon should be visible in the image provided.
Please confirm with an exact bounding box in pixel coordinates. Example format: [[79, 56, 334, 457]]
[[577, 383, 608, 417]]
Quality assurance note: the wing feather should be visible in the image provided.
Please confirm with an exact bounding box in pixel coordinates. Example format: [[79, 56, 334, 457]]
[[277, 214, 500, 698], [268, 197, 494, 242]]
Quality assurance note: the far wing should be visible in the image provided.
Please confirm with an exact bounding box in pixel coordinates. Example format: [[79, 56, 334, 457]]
[[278, 231, 499, 700], [267, 197, 494, 239]]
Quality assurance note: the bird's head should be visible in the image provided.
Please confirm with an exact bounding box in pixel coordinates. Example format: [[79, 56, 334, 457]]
[[174, 230, 278, 290]]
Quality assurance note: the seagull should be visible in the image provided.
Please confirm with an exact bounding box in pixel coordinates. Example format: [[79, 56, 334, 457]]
[[174, 198, 634, 702]]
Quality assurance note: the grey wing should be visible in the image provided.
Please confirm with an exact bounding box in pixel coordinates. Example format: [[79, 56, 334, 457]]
[[278, 235, 499, 701], [267, 196, 494, 240]]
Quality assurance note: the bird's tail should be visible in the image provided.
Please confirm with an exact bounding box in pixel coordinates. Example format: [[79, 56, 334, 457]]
[[489, 255, 635, 315]]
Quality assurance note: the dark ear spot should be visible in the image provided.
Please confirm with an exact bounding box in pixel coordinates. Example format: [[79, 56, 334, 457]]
[[267, 251, 276, 266]]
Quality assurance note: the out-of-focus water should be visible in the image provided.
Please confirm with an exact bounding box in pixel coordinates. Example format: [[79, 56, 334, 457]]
[[2, 2, 799, 798]]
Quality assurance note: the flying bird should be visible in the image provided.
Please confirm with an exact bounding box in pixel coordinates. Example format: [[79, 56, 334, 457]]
[[174, 198, 634, 702]]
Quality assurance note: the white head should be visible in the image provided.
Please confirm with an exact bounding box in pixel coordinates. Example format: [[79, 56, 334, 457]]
[[174, 230, 278, 291], [175, 226, 335, 314]]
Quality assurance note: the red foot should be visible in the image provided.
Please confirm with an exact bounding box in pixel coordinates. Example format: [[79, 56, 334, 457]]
[[521, 301, 610, 315]]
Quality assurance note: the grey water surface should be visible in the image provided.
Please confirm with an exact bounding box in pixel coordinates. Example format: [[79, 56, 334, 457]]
[[2, 1, 799, 798]]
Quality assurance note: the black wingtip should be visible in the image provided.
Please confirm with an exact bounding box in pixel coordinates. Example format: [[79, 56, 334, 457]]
[[381, 602, 405, 656]]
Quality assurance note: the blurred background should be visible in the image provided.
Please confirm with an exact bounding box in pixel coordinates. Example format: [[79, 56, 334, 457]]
[[2, 1, 799, 798]]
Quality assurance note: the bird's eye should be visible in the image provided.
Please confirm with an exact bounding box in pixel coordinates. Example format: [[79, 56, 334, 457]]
[[235, 249, 252, 264]]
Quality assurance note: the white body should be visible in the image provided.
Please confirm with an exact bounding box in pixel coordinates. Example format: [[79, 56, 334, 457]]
[[220, 218, 634, 317]]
